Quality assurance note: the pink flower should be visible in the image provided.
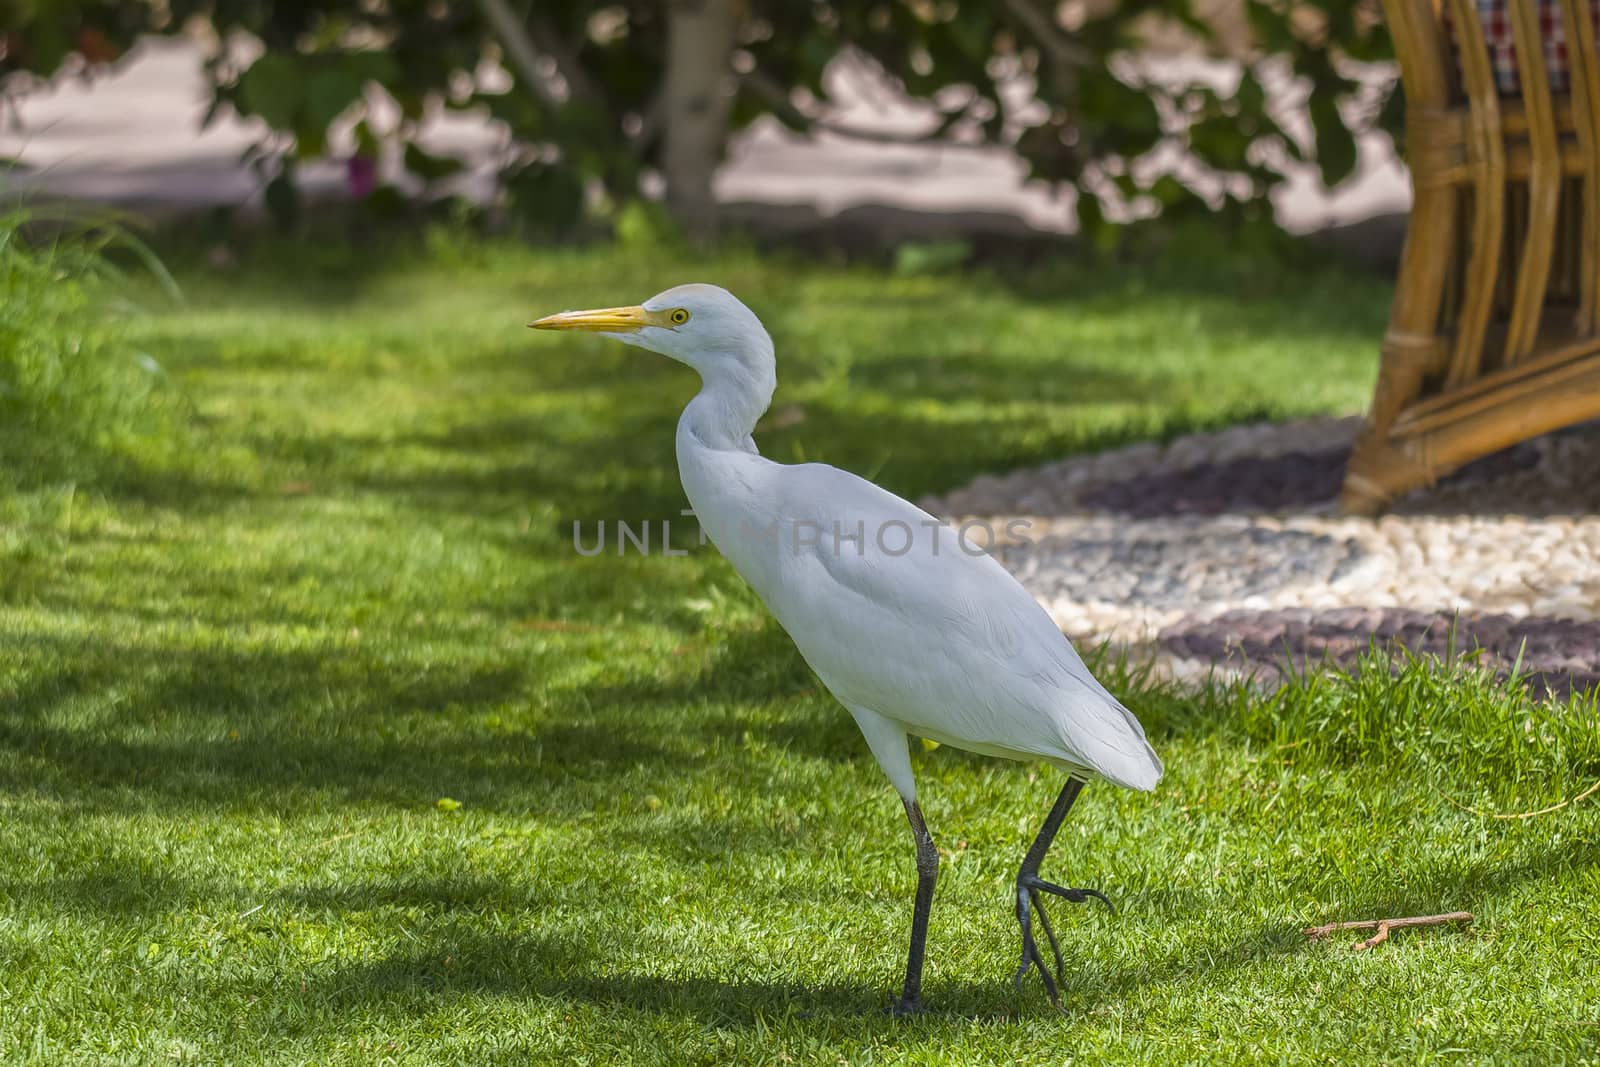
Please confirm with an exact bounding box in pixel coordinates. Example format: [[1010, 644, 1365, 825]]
[[346, 155, 378, 199]]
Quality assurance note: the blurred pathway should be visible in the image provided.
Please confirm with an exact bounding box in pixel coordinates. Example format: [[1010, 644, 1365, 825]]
[[1, 36, 1408, 235]]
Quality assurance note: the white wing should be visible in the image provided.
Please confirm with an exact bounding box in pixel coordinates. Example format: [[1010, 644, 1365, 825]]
[[751, 462, 1162, 792]]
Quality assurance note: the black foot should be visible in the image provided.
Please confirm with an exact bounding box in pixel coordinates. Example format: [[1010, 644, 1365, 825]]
[[888, 994, 926, 1018], [1012, 873, 1114, 1007]]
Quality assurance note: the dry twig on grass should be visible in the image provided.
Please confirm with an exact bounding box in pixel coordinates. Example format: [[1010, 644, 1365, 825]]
[[1445, 777, 1600, 820], [1488, 779, 1600, 820], [1302, 911, 1473, 951]]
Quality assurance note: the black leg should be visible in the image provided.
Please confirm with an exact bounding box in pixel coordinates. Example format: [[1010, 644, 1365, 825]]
[[1012, 778, 1113, 1009], [890, 799, 939, 1016]]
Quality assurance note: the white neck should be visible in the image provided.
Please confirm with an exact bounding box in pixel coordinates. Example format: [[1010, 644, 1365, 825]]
[[677, 344, 777, 455], [674, 338, 781, 587]]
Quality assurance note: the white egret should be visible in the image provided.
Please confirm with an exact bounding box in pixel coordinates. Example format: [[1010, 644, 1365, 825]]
[[531, 285, 1161, 1013]]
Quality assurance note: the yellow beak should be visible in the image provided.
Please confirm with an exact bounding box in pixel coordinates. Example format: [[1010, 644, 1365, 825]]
[[528, 305, 652, 332]]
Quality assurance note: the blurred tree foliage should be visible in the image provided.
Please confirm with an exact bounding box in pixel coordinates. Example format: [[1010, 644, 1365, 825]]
[[1, 0, 1394, 240]]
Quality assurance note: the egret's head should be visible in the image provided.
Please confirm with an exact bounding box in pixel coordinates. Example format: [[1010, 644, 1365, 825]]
[[529, 283, 771, 377]]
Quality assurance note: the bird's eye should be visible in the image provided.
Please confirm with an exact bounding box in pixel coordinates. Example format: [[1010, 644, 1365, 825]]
[[669, 308, 690, 325]]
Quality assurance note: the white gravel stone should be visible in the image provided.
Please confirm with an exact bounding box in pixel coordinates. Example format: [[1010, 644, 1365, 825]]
[[920, 417, 1600, 641]]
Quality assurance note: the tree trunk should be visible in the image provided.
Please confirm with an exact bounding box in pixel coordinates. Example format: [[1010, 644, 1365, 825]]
[[662, 0, 736, 242]]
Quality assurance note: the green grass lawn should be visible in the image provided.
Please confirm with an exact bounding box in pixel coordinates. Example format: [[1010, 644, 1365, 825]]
[[3, 231, 1598, 1063]]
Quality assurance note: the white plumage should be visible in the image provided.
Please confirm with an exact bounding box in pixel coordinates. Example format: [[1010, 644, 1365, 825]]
[[533, 283, 1160, 1013], [685, 452, 1161, 796]]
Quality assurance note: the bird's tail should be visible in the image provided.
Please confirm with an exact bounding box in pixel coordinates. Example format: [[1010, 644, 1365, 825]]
[[1101, 739, 1163, 792], [1070, 692, 1164, 792]]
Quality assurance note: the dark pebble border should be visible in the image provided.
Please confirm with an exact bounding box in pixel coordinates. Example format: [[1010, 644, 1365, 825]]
[[1157, 608, 1600, 700], [1080, 442, 1545, 519]]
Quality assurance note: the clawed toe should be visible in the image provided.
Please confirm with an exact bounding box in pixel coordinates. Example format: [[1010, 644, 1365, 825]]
[[1005, 779, 1117, 1011], [1013, 885, 1062, 1007], [1025, 874, 1115, 915], [1012, 874, 1113, 1008]]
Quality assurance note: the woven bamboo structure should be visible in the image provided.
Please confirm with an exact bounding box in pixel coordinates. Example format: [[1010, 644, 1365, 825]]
[[1342, 0, 1600, 514]]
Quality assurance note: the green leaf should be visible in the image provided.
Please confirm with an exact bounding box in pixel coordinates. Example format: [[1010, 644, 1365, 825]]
[[304, 65, 365, 131], [1076, 190, 1121, 253], [476, 90, 544, 138], [1309, 94, 1358, 188], [1244, 0, 1296, 51], [345, 51, 400, 86], [1237, 70, 1266, 116], [1149, 175, 1194, 209], [21, 18, 72, 75], [1075, 69, 1163, 156], [238, 54, 303, 132], [1189, 114, 1254, 172], [404, 142, 466, 183], [353, 119, 380, 158]]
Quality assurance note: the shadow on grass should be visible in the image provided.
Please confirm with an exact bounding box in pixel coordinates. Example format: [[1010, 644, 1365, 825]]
[[0, 619, 842, 819], [290, 925, 897, 1023], [226, 915, 1302, 1031], [0, 851, 224, 917], [1, 632, 685, 810]]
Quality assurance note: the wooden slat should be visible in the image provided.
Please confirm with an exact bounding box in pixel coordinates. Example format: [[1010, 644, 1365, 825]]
[[1406, 99, 1585, 184], [1425, 139, 1588, 186], [1397, 354, 1600, 463], [1363, 0, 1461, 431], [1502, 0, 1563, 362], [1442, 0, 1507, 388], [1399, 0, 1457, 105], [1412, 100, 1573, 141], [1560, 0, 1600, 334], [1343, 348, 1600, 514], [1502, 97, 1580, 135], [1393, 333, 1600, 435]]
